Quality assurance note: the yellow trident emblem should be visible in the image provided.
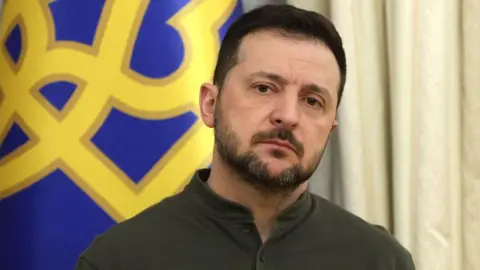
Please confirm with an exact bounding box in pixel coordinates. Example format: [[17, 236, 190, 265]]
[[0, 0, 239, 222]]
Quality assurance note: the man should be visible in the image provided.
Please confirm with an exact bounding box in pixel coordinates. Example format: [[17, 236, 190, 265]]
[[76, 4, 415, 270]]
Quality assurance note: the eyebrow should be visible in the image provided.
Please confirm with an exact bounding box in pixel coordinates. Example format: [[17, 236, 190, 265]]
[[249, 71, 332, 100]]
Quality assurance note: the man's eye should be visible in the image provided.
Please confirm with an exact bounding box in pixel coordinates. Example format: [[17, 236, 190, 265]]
[[254, 84, 271, 93], [304, 97, 323, 108]]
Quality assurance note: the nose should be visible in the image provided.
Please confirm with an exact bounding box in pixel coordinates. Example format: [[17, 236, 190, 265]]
[[270, 93, 300, 129]]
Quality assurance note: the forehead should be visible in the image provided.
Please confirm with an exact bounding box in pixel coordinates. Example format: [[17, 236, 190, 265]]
[[233, 31, 341, 92]]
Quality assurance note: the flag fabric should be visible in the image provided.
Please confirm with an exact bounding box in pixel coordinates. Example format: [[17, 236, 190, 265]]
[[0, 0, 243, 269]]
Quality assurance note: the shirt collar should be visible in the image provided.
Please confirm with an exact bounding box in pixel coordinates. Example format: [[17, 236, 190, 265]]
[[183, 168, 313, 233]]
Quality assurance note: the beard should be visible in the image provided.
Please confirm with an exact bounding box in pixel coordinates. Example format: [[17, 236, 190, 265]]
[[213, 106, 326, 194]]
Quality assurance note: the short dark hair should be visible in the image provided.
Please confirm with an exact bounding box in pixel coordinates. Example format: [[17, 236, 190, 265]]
[[213, 4, 347, 107]]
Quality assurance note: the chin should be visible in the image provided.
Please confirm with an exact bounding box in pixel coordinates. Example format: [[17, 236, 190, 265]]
[[263, 160, 297, 174]]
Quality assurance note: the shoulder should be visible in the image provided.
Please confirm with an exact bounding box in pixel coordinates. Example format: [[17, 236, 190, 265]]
[[76, 192, 191, 268], [309, 194, 415, 269]]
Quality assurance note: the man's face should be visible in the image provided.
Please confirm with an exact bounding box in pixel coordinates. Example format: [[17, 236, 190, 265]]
[[201, 31, 340, 193]]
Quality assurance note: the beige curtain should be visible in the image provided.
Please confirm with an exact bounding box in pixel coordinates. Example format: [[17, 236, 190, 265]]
[[289, 0, 480, 270]]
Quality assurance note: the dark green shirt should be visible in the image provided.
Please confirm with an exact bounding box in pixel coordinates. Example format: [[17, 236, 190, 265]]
[[75, 169, 415, 270]]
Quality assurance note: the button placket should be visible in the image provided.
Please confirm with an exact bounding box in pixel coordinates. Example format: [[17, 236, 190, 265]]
[[255, 247, 266, 270]]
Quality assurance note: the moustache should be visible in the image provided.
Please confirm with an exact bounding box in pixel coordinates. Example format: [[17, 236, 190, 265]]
[[250, 129, 304, 157]]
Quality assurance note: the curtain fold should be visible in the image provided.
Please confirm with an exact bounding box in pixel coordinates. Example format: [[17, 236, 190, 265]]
[[408, 1, 463, 269], [462, 1, 480, 269], [330, 0, 391, 229], [385, 0, 416, 251]]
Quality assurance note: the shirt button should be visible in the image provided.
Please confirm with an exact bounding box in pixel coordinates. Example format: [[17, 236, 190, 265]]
[[241, 224, 252, 232]]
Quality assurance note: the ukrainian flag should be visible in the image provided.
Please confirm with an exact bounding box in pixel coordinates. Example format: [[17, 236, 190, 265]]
[[0, 1, 242, 269]]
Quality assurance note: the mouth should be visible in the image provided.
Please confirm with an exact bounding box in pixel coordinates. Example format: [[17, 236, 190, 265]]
[[260, 140, 297, 155]]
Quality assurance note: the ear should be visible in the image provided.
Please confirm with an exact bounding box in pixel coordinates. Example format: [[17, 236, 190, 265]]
[[330, 119, 338, 133], [199, 83, 219, 128]]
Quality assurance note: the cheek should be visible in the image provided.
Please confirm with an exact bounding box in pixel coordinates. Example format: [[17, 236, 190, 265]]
[[225, 105, 269, 137], [222, 112, 254, 147], [302, 125, 332, 157]]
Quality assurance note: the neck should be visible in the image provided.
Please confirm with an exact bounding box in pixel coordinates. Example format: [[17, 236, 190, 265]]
[[206, 155, 308, 242]]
